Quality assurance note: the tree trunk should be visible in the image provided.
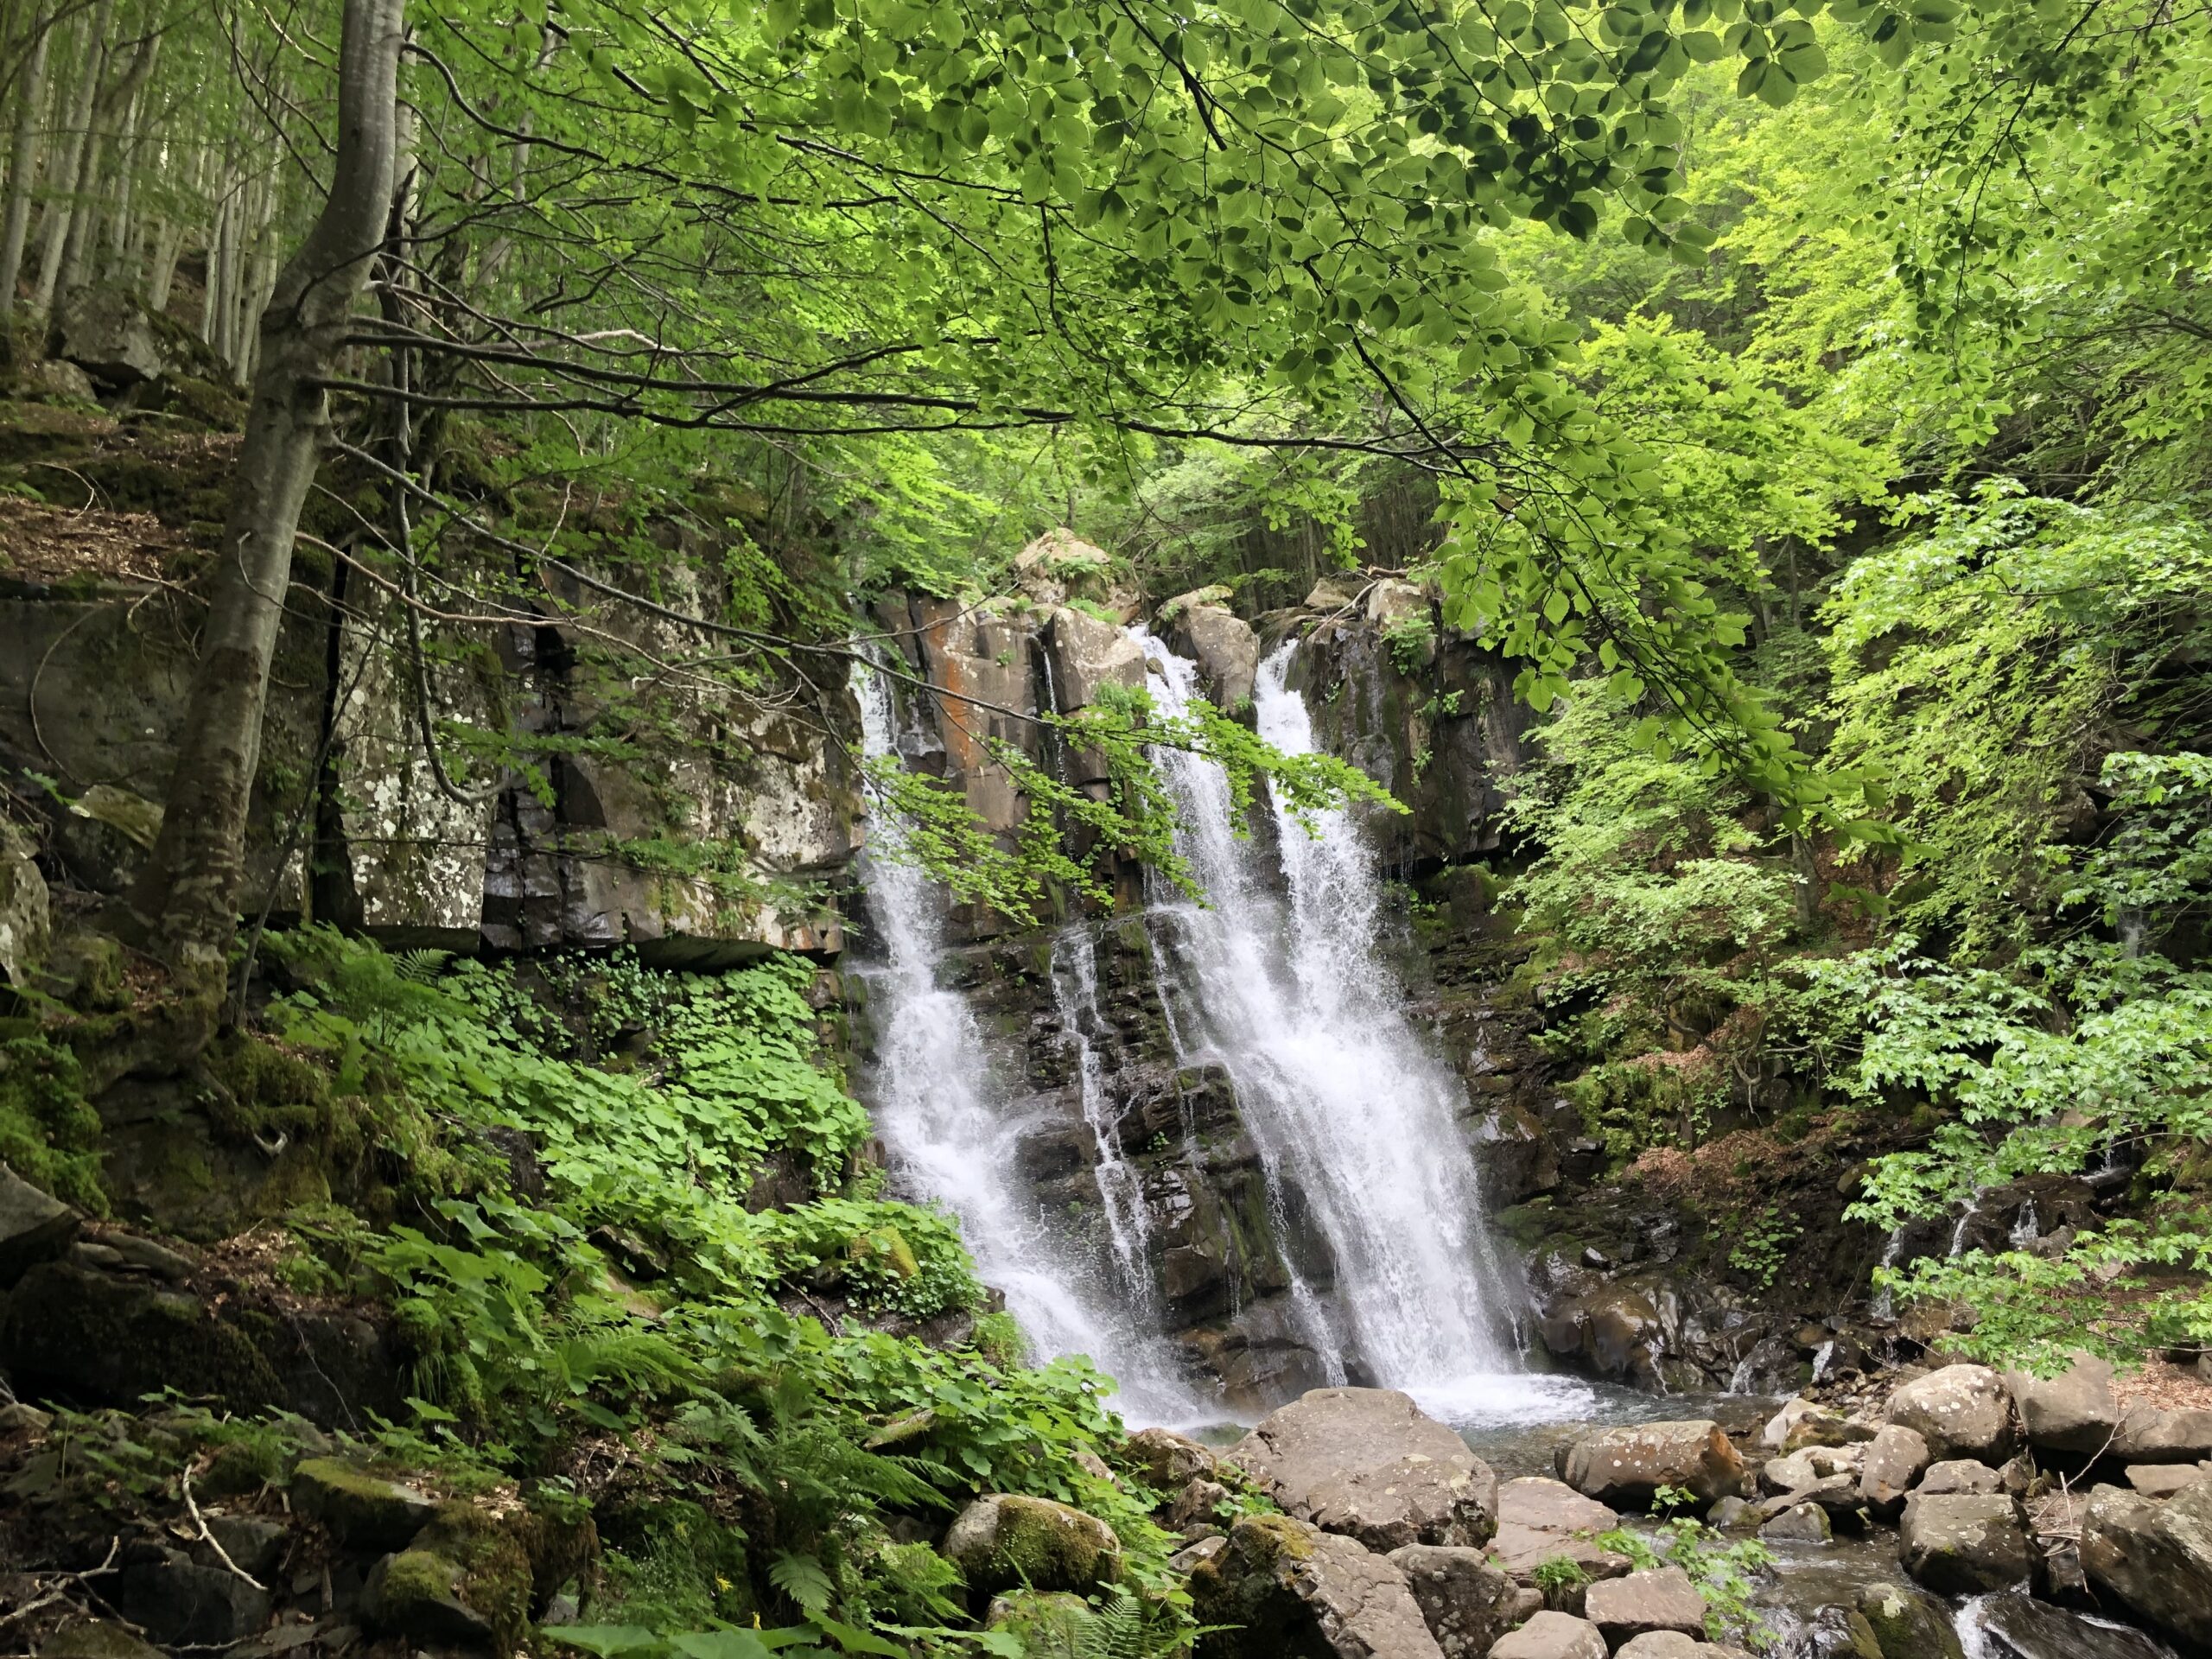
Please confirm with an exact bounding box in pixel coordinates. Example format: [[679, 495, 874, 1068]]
[[0, 7, 50, 321], [29, 0, 109, 315], [131, 0, 406, 969]]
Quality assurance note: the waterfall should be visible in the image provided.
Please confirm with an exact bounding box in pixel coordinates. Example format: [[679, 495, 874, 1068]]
[[848, 664, 1205, 1424], [1135, 631, 1542, 1418]]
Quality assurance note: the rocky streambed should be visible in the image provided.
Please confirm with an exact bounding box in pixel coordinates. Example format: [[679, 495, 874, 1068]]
[[1027, 1373, 2212, 1659]]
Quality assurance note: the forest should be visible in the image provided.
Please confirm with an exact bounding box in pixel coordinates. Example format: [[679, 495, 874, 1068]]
[[0, 0, 2208, 1656]]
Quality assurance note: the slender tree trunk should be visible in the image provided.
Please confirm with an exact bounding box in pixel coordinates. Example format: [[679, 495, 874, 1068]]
[[30, 0, 109, 314], [0, 7, 50, 321], [132, 0, 406, 970]]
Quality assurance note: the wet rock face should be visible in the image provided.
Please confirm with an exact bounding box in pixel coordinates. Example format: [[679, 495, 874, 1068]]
[[1290, 608, 1528, 874], [1230, 1388, 1500, 1552]]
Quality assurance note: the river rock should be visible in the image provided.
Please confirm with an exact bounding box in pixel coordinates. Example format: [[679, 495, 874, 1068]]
[[1127, 1426, 1217, 1490], [1560, 1421, 1748, 1510], [1856, 1580, 1965, 1659], [1233, 1387, 1499, 1550], [1897, 1493, 2033, 1594], [0, 1165, 78, 1286], [1759, 1501, 1830, 1543], [1484, 1611, 1606, 1659], [2003, 1354, 2119, 1456], [1885, 1364, 2018, 1463], [1190, 1512, 1444, 1659], [1583, 1567, 1707, 1645], [1496, 1478, 1615, 1534], [1612, 1637, 1741, 1659], [1858, 1425, 1930, 1520], [2079, 1478, 2212, 1651], [2111, 1404, 2212, 1463], [1385, 1545, 1539, 1659], [944, 1494, 1122, 1597], [1171, 1478, 1232, 1529], [2124, 1462, 2210, 1497], [1967, 1589, 2170, 1659], [1918, 1459, 2003, 1496]]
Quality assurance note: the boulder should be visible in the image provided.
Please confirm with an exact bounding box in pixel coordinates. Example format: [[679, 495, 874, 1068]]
[[1126, 1425, 1218, 1490], [2079, 1479, 2212, 1651], [1856, 1580, 1965, 1659], [944, 1494, 1122, 1598], [1858, 1426, 1931, 1521], [52, 285, 204, 386], [1559, 1421, 1748, 1510], [1166, 598, 1261, 709], [110, 1559, 270, 1647], [22, 355, 96, 401], [1046, 606, 1147, 713], [1484, 1611, 1606, 1659], [1705, 1497, 1758, 1532], [1759, 1502, 1831, 1543], [1582, 1567, 1707, 1645], [1189, 1512, 1444, 1659], [1385, 1545, 1539, 1659], [1495, 1478, 1616, 1535], [1171, 1478, 1232, 1529], [1171, 1535, 1227, 1573], [1918, 1459, 2002, 1497], [0, 1166, 78, 1287], [1967, 1589, 2170, 1659], [2111, 1404, 2212, 1464], [2124, 1463, 2209, 1497], [1233, 1388, 1499, 1551], [0, 822, 50, 986], [290, 1458, 438, 1551], [1885, 1365, 2018, 1463], [1761, 1396, 1822, 1450], [1614, 1638, 1745, 1659], [0, 1261, 281, 1409], [1897, 1494, 2034, 1594], [2003, 1354, 2119, 1456]]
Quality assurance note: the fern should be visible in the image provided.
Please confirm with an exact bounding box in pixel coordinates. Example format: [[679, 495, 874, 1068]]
[[767, 1551, 836, 1618]]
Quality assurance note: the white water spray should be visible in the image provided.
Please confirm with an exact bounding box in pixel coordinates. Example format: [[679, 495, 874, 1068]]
[[849, 664, 1205, 1424], [1135, 632, 1569, 1421]]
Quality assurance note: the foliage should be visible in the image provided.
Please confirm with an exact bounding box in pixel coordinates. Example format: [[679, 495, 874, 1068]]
[[1598, 1516, 1775, 1647], [0, 1033, 105, 1212]]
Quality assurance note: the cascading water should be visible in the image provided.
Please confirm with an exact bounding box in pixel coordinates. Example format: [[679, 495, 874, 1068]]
[[848, 663, 1205, 1424], [1135, 631, 1570, 1420]]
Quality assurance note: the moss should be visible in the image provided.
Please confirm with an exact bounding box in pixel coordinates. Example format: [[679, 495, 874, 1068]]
[[0, 1033, 105, 1212], [197, 1436, 288, 1497], [1236, 1512, 1313, 1564], [202, 1030, 346, 1149], [415, 1502, 536, 1656]]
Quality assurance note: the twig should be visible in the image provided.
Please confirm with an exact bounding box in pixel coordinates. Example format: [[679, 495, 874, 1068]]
[[0, 1536, 124, 1628], [181, 1464, 266, 1591]]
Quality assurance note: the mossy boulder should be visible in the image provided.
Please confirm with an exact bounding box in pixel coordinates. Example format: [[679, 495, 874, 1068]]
[[365, 1503, 537, 1659], [984, 1590, 1092, 1658], [1855, 1581, 1965, 1659], [291, 1457, 437, 1550], [942, 1493, 1122, 1599], [361, 1498, 587, 1658], [0, 1258, 279, 1407], [1190, 1513, 1443, 1659], [40, 1622, 166, 1659]]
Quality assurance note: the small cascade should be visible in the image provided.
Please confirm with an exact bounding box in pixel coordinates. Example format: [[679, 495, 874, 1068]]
[[848, 663, 1205, 1424], [1048, 929, 1153, 1300], [2009, 1198, 2041, 1249], [1870, 1225, 1908, 1321], [1133, 630, 1535, 1415]]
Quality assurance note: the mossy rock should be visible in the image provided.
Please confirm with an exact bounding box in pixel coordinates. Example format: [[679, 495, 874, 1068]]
[[0, 1259, 280, 1408], [291, 1457, 436, 1550], [41, 1621, 166, 1659], [942, 1493, 1122, 1599], [1857, 1580, 1966, 1659], [984, 1590, 1091, 1658]]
